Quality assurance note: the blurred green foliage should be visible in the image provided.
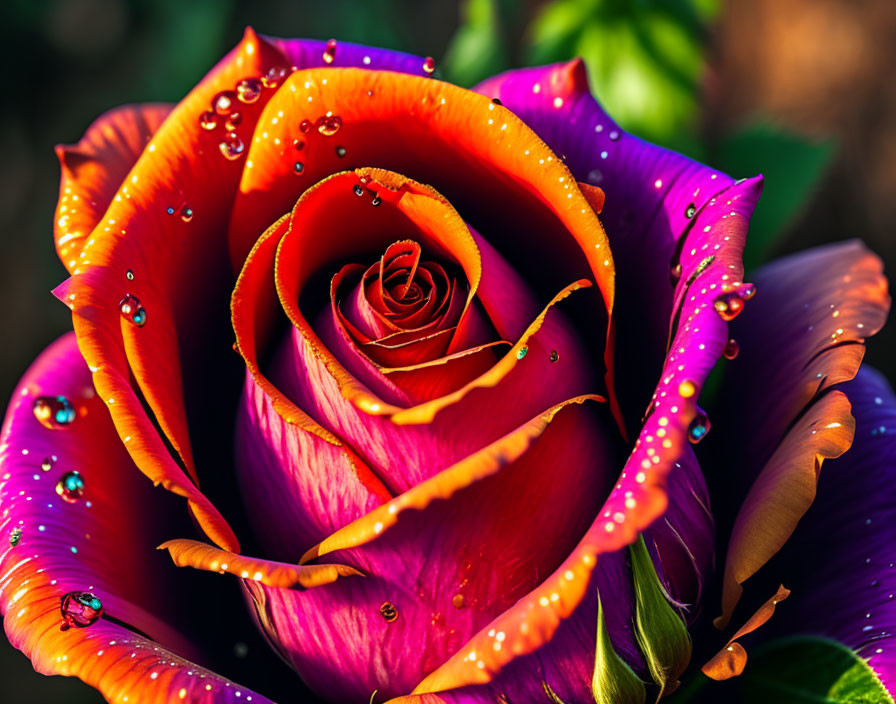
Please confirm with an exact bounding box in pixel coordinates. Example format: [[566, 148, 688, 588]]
[[711, 125, 835, 273], [527, 0, 718, 151]]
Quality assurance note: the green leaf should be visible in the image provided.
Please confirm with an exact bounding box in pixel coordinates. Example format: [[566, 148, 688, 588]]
[[738, 636, 894, 704], [593, 595, 647, 704], [712, 124, 835, 272], [630, 534, 692, 699], [441, 0, 516, 87], [525, 0, 715, 149]]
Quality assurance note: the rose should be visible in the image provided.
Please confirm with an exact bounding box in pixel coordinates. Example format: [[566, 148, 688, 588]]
[[1, 29, 893, 704]]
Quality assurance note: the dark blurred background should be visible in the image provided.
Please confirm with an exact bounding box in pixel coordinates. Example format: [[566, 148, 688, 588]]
[[1, 0, 893, 701]]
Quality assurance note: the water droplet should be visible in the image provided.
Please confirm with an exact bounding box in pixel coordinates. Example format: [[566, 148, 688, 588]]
[[126, 270, 134, 281], [678, 380, 697, 398], [224, 112, 242, 131], [166, 206, 176, 216], [316, 115, 342, 136], [33, 396, 76, 430], [323, 39, 337, 64], [371, 196, 382, 207], [685, 203, 696, 219], [670, 262, 682, 284], [56, 471, 85, 503], [199, 110, 218, 130], [740, 283, 756, 300], [219, 135, 245, 160], [491, 97, 502, 106], [261, 66, 289, 89], [723, 338, 740, 360], [379, 602, 398, 622], [179, 206, 193, 223], [293, 161, 304, 175], [119, 293, 147, 326], [335, 146, 347, 158], [299, 119, 313, 133], [236, 77, 263, 103], [713, 292, 744, 321], [212, 91, 237, 116], [516, 346, 529, 360], [9, 527, 22, 547], [452, 593, 465, 608], [60, 591, 104, 630], [41, 456, 55, 472], [549, 350, 559, 363], [293, 139, 305, 150], [688, 411, 711, 444], [353, 185, 364, 196], [609, 130, 620, 141], [423, 56, 435, 75]]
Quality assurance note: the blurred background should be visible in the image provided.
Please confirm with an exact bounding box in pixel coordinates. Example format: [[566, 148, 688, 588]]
[[1, 0, 894, 700]]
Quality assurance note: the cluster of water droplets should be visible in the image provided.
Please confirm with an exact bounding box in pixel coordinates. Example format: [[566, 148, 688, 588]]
[[25, 396, 102, 629]]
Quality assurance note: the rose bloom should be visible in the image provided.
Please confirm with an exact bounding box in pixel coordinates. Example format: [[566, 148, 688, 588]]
[[1, 30, 893, 704]]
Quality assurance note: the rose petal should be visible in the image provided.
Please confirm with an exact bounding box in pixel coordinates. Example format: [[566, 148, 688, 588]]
[[716, 241, 890, 626], [244, 396, 616, 700], [159, 538, 362, 588], [755, 367, 896, 696], [226, 66, 614, 365], [55, 104, 172, 272], [411, 176, 760, 695], [57, 28, 293, 551], [0, 334, 272, 704]]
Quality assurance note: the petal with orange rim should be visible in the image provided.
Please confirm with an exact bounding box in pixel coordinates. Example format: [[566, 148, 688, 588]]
[[55, 103, 172, 272], [235, 396, 617, 700], [715, 241, 890, 626], [0, 333, 273, 704], [232, 214, 392, 559], [409, 176, 761, 695], [226, 66, 615, 375], [58, 27, 294, 551], [159, 538, 362, 588]]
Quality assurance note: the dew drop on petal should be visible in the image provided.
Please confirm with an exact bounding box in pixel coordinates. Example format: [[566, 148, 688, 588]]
[[119, 293, 147, 326], [261, 66, 289, 89], [293, 161, 305, 175], [379, 602, 398, 622], [299, 119, 313, 133], [126, 269, 135, 281], [236, 77, 263, 103], [199, 110, 218, 131], [549, 350, 559, 363], [353, 185, 364, 197], [33, 396, 76, 430], [516, 346, 529, 360], [179, 206, 193, 223], [9, 527, 22, 547], [670, 262, 682, 284], [293, 139, 305, 150], [685, 203, 697, 219], [335, 145, 347, 158], [371, 196, 382, 207], [212, 91, 237, 116], [688, 411, 711, 444], [316, 115, 342, 136], [723, 338, 740, 360], [224, 112, 242, 131], [713, 292, 744, 321], [219, 135, 246, 160], [423, 56, 435, 75], [60, 591, 103, 630], [41, 456, 55, 472], [56, 471, 85, 503], [323, 39, 337, 64]]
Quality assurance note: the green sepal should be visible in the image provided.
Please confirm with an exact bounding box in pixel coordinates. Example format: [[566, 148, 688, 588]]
[[630, 534, 692, 699], [593, 594, 647, 704]]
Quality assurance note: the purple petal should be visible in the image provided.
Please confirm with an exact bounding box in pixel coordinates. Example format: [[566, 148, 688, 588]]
[[762, 366, 896, 696]]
